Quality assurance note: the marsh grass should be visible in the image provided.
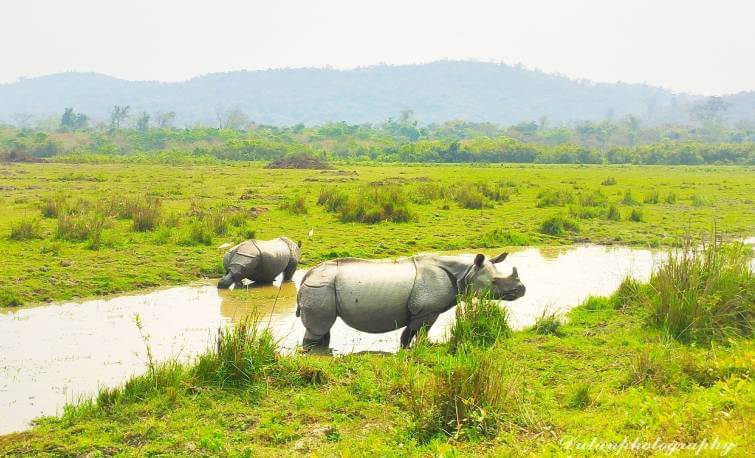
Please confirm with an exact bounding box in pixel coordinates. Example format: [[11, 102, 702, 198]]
[[536, 189, 574, 207], [601, 176, 617, 185], [9, 217, 42, 240], [539, 215, 579, 235], [646, 237, 754, 343], [532, 309, 564, 336], [474, 228, 531, 247], [40, 196, 66, 218], [454, 187, 489, 209], [0, 288, 22, 307], [643, 191, 659, 204], [606, 204, 621, 221], [129, 197, 162, 232], [194, 316, 278, 386], [621, 189, 638, 205], [628, 208, 644, 222], [405, 349, 536, 442], [56, 213, 105, 246], [280, 195, 308, 215], [449, 291, 510, 352], [568, 384, 591, 409]]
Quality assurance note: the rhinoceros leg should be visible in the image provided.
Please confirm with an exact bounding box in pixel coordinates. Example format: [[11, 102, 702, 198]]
[[400, 313, 440, 348], [283, 261, 297, 281], [298, 276, 337, 349]]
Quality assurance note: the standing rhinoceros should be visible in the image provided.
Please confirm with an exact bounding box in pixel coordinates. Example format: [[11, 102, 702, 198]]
[[217, 237, 300, 289], [296, 252, 525, 348]]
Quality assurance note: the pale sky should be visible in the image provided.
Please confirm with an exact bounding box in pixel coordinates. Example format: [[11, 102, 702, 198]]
[[1, 0, 753, 95]]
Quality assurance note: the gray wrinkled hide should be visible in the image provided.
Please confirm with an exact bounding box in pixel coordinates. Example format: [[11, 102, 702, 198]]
[[297, 253, 525, 348], [297, 255, 460, 338], [222, 237, 299, 284]]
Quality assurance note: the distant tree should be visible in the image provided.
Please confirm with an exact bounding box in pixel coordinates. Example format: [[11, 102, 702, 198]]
[[110, 105, 130, 129], [538, 115, 548, 130], [135, 112, 151, 131], [155, 111, 176, 128], [215, 107, 225, 129], [11, 113, 34, 128], [692, 97, 731, 124], [224, 107, 249, 130], [59, 108, 88, 131]]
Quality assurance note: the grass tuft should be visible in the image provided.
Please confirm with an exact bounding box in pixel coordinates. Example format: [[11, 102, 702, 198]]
[[9, 218, 42, 240], [539, 215, 579, 235], [449, 292, 510, 352]]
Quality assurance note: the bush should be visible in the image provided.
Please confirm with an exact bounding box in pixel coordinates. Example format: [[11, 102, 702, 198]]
[[606, 204, 621, 221], [539, 215, 579, 235], [280, 195, 308, 215], [336, 186, 413, 224], [130, 197, 162, 232], [532, 310, 563, 336], [40, 196, 66, 218], [0, 289, 22, 307], [194, 317, 278, 386], [621, 189, 638, 205], [9, 218, 42, 240], [646, 238, 754, 343], [454, 187, 488, 209], [643, 191, 659, 204], [628, 208, 644, 222], [536, 189, 574, 207], [56, 213, 105, 244], [448, 292, 510, 352]]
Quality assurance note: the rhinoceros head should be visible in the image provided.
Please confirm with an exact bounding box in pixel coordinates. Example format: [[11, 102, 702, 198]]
[[466, 252, 526, 301]]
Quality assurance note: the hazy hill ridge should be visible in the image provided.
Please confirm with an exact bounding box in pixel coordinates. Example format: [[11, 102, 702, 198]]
[[1, 61, 752, 126]]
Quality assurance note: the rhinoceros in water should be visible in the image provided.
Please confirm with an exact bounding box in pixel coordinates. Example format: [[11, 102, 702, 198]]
[[296, 252, 525, 348], [217, 237, 300, 289]]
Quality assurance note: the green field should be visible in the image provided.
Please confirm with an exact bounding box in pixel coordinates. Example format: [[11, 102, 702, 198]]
[[1, 162, 753, 306]]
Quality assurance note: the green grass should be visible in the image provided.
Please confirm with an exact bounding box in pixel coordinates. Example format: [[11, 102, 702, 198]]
[[0, 163, 753, 305]]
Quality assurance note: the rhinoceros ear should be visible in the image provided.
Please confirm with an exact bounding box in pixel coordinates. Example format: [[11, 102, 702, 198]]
[[490, 252, 508, 264], [474, 253, 485, 267], [297, 240, 302, 248]]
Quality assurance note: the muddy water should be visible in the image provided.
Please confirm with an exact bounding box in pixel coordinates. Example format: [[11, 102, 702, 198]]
[[0, 242, 734, 434]]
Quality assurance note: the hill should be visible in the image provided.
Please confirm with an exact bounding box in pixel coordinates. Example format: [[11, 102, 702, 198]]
[[0, 61, 752, 127]]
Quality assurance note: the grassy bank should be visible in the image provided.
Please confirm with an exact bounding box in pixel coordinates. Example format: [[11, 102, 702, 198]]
[[1, 240, 752, 456], [0, 162, 753, 306]]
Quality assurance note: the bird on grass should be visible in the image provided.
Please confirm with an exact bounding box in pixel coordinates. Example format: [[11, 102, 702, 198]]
[[308, 228, 314, 238], [241, 278, 253, 290]]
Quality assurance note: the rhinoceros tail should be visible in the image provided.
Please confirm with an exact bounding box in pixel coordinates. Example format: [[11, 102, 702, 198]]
[[296, 303, 301, 317]]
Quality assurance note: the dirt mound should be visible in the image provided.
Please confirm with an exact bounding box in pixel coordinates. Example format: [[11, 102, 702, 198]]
[[266, 154, 331, 170]]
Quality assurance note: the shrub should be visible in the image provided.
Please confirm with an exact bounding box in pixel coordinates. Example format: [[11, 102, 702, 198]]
[[56, 213, 105, 244], [335, 186, 413, 224], [532, 310, 563, 336], [40, 196, 66, 218], [539, 215, 579, 235], [646, 238, 754, 343], [454, 187, 488, 209], [621, 189, 638, 205], [130, 197, 162, 232], [317, 187, 349, 212], [628, 208, 644, 222], [280, 195, 308, 215], [0, 289, 22, 307], [449, 292, 510, 352], [606, 204, 621, 221], [194, 317, 277, 386], [9, 218, 42, 240], [404, 350, 535, 442], [536, 189, 574, 207], [643, 191, 659, 204], [601, 177, 617, 185], [568, 384, 591, 409]]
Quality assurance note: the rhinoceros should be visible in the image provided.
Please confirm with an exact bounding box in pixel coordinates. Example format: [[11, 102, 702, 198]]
[[296, 252, 525, 348], [217, 237, 300, 289]]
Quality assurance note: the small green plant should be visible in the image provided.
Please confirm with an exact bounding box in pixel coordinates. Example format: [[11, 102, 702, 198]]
[[621, 189, 638, 205], [665, 192, 677, 204], [568, 384, 591, 409], [56, 213, 105, 244], [0, 289, 22, 307], [691, 194, 708, 207], [601, 177, 617, 185], [9, 218, 42, 240], [646, 237, 754, 343], [449, 292, 510, 352], [539, 215, 579, 235], [337, 186, 413, 224], [606, 204, 621, 221], [40, 196, 66, 218], [182, 220, 213, 245], [643, 190, 659, 204], [532, 310, 563, 336], [628, 208, 644, 222], [536, 189, 574, 207], [454, 187, 488, 209], [130, 197, 162, 232], [280, 195, 308, 215]]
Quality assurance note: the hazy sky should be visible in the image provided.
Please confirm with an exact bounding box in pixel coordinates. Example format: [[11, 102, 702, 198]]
[[1, 0, 753, 94]]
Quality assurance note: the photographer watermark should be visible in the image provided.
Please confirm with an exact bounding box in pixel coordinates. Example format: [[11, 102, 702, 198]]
[[560, 436, 736, 456]]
